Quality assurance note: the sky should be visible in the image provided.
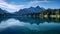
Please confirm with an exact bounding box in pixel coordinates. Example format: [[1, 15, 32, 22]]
[[0, 0, 60, 13]]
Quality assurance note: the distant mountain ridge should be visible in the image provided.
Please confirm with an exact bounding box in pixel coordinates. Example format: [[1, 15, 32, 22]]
[[0, 8, 9, 14], [0, 6, 60, 18], [0, 6, 44, 14], [15, 6, 45, 15]]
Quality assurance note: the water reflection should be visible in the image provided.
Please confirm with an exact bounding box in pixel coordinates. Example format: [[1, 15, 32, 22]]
[[0, 17, 60, 24], [0, 17, 60, 34]]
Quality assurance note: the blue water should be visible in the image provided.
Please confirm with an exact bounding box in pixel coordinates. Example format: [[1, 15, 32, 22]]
[[0, 17, 60, 34]]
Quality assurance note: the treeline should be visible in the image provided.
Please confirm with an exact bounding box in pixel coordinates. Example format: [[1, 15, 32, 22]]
[[0, 8, 60, 18], [41, 9, 60, 15], [23, 9, 60, 18], [40, 9, 60, 18]]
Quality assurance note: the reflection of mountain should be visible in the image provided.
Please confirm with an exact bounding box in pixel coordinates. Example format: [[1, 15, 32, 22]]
[[0, 17, 60, 25], [0, 26, 31, 34], [14, 17, 60, 25], [0, 17, 60, 34], [1, 26, 60, 34]]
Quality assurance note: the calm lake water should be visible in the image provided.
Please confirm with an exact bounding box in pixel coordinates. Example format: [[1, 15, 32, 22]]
[[0, 17, 60, 34]]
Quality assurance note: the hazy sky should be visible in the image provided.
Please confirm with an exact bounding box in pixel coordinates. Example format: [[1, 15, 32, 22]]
[[0, 0, 60, 13]]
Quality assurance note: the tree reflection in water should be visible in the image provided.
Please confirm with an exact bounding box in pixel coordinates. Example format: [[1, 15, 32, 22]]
[[0, 17, 60, 34]]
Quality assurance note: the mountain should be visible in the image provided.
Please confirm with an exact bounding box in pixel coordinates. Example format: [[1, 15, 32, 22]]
[[0, 8, 13, 17], [0, 8, 7, 17], [0, 8, 8, 13], [15, 6, 45, 15], [0, 6, 45, 17]]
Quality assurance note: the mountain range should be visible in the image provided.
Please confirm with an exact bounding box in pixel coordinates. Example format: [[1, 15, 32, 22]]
[[0, 8, 8, 13], [0, 6, 44, 17], [15, 6, 44, 15]]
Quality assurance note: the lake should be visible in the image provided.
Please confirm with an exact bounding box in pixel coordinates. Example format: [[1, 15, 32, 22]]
[[0, 17, 60, 34]]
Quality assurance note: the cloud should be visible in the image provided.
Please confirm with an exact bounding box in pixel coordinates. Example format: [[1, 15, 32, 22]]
[[0, 0, 24, 12], [0, 18, 60, 31], [35, 0, 48, 1], [0, 18, 38, 31], [0, 0, 49, 9], [0, 18, 28, 30], [0, 0, 49, 12], [28, 0, 49, 6]]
